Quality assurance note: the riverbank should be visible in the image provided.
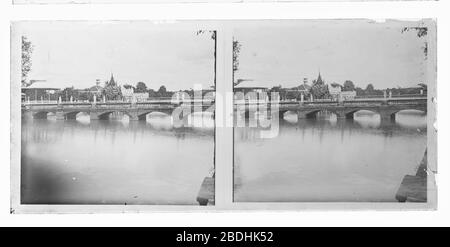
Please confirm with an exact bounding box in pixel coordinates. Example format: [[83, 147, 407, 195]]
[[395, 150, 428, 202]]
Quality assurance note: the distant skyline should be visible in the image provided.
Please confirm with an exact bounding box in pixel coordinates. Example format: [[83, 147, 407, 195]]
[[234, 20, 428, 90], [18, 22, 215, 91]]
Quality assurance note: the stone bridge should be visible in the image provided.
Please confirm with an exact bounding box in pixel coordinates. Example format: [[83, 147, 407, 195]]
[[237, 97, 427, 124], [22, 100, 215, 121], [23, 97, 427, 124]]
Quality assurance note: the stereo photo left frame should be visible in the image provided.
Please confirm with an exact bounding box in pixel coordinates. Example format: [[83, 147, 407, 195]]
[[10, 21, 217, 213]]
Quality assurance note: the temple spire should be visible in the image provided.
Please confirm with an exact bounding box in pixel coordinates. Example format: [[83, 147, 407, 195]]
[[317, 69, 323, 84], [109, 73, 116, 86]]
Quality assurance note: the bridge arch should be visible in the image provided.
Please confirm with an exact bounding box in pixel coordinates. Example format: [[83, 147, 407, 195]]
[[339, 109, 380, 120], [387, 108, 427, 122], [94, 110, 134, 120], [340, 107, 426, 124], [297, 109, 323, 119], [336, 108, 397, 123], [62, 111, 90, 120], [278, 110, 297, 119], [395, 108, 427, 115], [136, 110, 173, 121], [32, 111, 54, 119], [389, 106, 427, 115]]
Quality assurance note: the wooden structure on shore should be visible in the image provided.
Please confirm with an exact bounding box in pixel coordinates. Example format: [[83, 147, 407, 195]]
[[395, 149, 428, 202], [197, 176, 215, 206]]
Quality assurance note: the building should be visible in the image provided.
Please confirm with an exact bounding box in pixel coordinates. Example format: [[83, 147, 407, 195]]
[[122, 85, 149, 102], [315, 72, 325, 85], [21, 81, 61, 102], [329, 83, 356, 101], [103, 74, 123, 101], [122, 86, 134, 98], [132, 93, 149, 102], [284, 82, 311, 101], [105, 74, 118, 87], [311, 72, 356, 101], [89, 79, 103, 96], [340, 90, 357, 100], [234, 80, 269, 95], [234, 80, 269, 102], [290, 80, 311, 94], [328, 83, 342, 100]]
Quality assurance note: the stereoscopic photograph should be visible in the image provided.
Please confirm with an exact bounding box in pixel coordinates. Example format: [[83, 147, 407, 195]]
[[12, 21, 216, 206], [232, 20, 436, 203], [10, 19, 436, 212]]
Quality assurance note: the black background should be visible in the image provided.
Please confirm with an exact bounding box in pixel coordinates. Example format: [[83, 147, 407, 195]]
[[0, 227, 445, 246]]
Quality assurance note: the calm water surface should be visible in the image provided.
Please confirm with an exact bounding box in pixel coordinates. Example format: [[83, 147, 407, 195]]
[[21, 113, 214, 205], [234, 110, 427, 202]]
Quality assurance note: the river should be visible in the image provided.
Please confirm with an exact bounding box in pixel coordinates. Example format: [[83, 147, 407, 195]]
[[234, 110, 427, 202], [21, 113, 215, 205]]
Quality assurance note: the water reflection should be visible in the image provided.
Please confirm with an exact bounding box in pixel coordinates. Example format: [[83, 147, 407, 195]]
[[234, 111, 427, 202], [21, 114, 214, 205]]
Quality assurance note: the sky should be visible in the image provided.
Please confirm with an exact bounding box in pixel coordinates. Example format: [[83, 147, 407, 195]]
[[234, 20, 429, 90], [18, 22, 215, 91]]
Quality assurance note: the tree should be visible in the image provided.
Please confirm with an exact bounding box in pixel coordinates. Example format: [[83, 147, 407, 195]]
[[78, 90, 90, 101], [355, 87, 365, 97], [147, 89, 157, 98], [21, 36, 33, 87], [310, 79, 329, 99], [365, 83, 374, 92], [343, 80, 355, 91], [157, 85, 167, 97], [61, 87, 76, 101], [233, 39, 241, 73], [123, 84, 134, 90], [197, 30, 217, 87], [402, 26, 428, 58], [135, 82, 148, 93], [269, 85, 288, 101], [103, 86, 121, 100], [286, 90, 301, 101], [330, 82, 341, 88], [103, 80, 122, 100]]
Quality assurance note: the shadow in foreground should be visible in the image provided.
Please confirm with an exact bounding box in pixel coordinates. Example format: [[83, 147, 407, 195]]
[[395, 149, 428, 202], [197, 174, 215, 206]]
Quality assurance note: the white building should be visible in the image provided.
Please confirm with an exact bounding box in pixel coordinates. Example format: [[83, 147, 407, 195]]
[[122, 86, 149, 102], [340, 90, 357, 100], [328, 83, 342, 100], [234, 80, 269, 103], [327, 83, 356, 101]]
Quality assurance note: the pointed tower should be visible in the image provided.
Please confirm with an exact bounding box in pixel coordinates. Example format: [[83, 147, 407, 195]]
[[316, 71, 324, 85], [109, 73, 117, 86]]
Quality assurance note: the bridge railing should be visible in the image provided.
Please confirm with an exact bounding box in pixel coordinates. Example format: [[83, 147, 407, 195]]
[[21, 96, 424, 108], [354, 93, 426, 99], [22, 99, 216, 108], [22, 100, 59, 105], [234, 97, 426, 108]]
